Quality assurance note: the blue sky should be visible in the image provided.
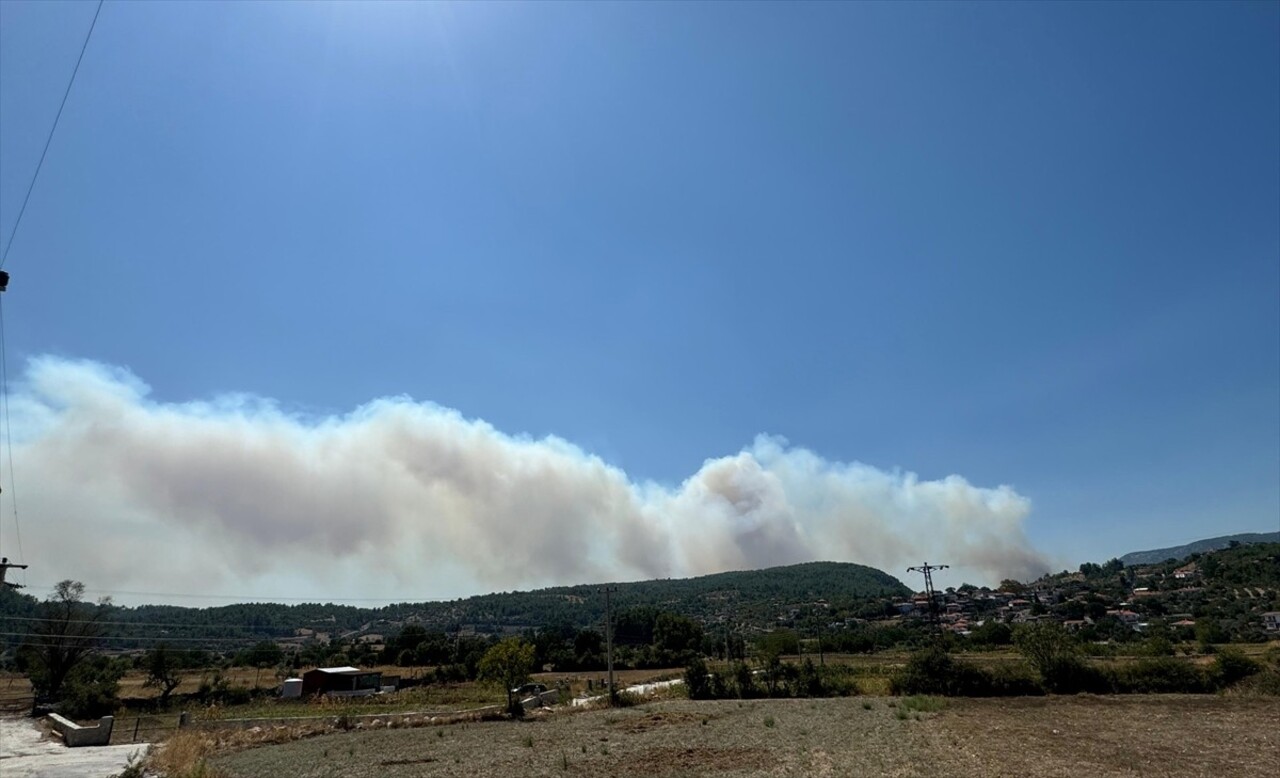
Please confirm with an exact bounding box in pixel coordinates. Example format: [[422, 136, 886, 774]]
[[0, 2, 1276, 601]]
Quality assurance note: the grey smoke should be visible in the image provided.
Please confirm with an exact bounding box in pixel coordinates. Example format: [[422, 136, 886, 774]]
[[4, 357, 1050, 601]]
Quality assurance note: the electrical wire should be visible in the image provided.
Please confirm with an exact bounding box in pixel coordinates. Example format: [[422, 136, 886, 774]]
[[17, 582, 428, 604], [0, 614, 301, 632], [0, 634, 302, 647], [0, 296, 24, 585], [0, 631, 300, 644], [0, 0, 106, 270]]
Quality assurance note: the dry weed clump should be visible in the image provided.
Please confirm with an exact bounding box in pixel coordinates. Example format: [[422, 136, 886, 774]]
[[144, 730, 226, 778]]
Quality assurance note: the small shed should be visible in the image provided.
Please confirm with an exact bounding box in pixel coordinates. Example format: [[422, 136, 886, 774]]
[[300, 666, 383, 697], [280, 678, 304, 699]]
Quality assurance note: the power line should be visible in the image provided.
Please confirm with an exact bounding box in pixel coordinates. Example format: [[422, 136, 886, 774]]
[[17, 582, 431, 604], [0, 628, 342, 646], [0, 614, 299, 632], [0, 631, 290, 644], [0, 297, 23, 582], [0, 0, 105, 270]]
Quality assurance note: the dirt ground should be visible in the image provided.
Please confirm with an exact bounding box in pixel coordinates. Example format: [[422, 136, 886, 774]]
[[210, 694, 1280, 778]]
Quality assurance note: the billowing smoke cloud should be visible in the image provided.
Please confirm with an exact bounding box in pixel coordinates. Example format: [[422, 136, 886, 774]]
[[2, 357, 1049, 603]]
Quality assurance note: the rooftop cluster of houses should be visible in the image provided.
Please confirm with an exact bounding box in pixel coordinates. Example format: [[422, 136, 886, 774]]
[[876, 555, 1280, 638]]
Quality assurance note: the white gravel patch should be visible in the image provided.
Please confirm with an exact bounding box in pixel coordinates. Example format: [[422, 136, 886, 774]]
[[0, 716, 148, 778]]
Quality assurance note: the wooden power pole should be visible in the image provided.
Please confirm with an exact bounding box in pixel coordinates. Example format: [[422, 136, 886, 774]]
[[599, 586, 617, 704]]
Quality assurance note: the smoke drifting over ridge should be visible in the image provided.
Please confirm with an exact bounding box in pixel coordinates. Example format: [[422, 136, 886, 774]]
[[4, 357, 1049, 602]]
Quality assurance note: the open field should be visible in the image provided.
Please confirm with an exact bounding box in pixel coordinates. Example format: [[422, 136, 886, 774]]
[[211, 694, 1280, 778]]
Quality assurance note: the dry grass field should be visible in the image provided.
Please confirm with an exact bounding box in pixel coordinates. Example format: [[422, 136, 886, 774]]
[[210, 695, 1280, 778]]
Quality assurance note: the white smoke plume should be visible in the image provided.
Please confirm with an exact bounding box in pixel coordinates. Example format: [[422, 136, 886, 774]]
[[2, 357, 1049, 603]]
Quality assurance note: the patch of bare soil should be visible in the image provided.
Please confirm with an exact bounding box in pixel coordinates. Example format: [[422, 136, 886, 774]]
[[610, 710, 710, 733], [597, 745, 774, 775], [210, 695, 1278, 778], [926, 695, 1280, 778]]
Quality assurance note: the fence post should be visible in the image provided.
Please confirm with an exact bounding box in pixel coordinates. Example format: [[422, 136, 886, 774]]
[[132, 717, 141, 742], [179, 711, 189, 728]]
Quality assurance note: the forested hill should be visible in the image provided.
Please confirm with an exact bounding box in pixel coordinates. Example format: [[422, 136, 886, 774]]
[[418, 561, 911, 632], [0, 561, 908, 650], [1119, 532, 1280, 566]]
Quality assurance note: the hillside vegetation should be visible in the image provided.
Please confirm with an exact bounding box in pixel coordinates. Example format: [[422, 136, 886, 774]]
[[0, 561, 908, 654], [1119, 532, 1280, 566]]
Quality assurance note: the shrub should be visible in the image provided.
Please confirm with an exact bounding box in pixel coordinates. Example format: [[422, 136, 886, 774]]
[[1211, 650, 1262, 688], [59, 658, 124, 719], [899, 695, 946, 713], [1014, 624, 1093, 693], [890, 647, 999, 696], [684, 658, 712, 700], [611, 691, 643, 708], [110, 749, 148, 778], [709, 671, 728, 699], [1232, 668, 1280, 696], [983, 663, 1045, 696], [1110, 657, 1210, 694], [794, 659, 822, 697], [1039, 656, 1112, 695], [817, 664, 860, 697], [732, 662, 756, 699]]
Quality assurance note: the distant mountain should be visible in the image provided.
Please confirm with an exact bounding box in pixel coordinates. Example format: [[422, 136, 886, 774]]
[[1119, 532, 1280, 567]]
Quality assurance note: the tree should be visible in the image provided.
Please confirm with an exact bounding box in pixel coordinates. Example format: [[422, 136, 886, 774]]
[[653, 613, 702, 662], [478, 638, 535, 715], [1013, 623, 1095, 693], [60, 656, 125, 718], [143, 644, 184, 705], [239, 640, 285, 688], [20, 580, 109, 700]]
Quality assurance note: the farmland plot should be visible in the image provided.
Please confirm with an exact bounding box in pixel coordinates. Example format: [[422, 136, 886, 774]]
[[211, 694, 1279, 778]]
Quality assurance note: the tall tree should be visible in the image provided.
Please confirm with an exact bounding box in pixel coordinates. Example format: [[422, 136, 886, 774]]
[[21, 580, 109, 700], [143, 644, 184, 705]]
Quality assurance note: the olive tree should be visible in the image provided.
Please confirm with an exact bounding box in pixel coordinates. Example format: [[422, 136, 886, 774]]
[[478, 638, 535, 716]]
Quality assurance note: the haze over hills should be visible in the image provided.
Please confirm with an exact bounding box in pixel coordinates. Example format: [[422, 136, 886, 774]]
[[1118, 532, 1280, 567]]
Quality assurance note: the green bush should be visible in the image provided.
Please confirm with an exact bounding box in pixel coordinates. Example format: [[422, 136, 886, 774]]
[[684, 658, 712, 700], [1232, 668, 1280, 696], [982, 663, 1045, 696], [795, 659, 824, 698], [59, 658, 124, 719], [1039, 656, 1112, 694], [1211, 650, 1262, 687], [890, 647, 1018, 697], [732, 662, 756, 699], [816, 664, 861, 697], [1109, 657, 1210, 694], [899, 695, 946, 713]]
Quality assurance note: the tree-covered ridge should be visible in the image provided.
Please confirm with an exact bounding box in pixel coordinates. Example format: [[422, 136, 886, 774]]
[[1118, 532, 1280, 567], [0, 561, 908, 653], [427, 561, 910, 631]]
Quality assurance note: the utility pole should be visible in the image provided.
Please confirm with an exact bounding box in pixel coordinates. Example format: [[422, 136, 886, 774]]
[[906, 563, 949, 639], [599, 586, 617, 704]]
